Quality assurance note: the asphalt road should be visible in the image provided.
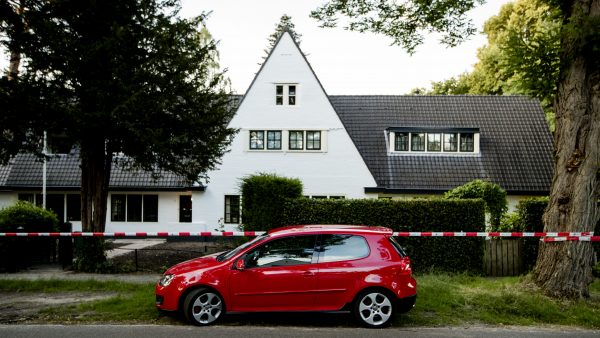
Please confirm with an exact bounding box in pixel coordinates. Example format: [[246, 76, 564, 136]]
[[1, 325, 599, 338]]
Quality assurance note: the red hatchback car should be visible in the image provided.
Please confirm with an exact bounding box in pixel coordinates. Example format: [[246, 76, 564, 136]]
[[155, 225, 417, 327]]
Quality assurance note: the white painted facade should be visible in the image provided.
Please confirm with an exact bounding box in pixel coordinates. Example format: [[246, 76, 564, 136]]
[[193, 32, 377, 231]]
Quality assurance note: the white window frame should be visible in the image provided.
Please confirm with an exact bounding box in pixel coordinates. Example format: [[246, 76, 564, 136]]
[[275, 84, 298, 106], [389, 131, 479, 155]]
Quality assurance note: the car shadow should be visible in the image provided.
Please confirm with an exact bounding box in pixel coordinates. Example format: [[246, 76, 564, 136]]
[[220, 311, 357, 327]]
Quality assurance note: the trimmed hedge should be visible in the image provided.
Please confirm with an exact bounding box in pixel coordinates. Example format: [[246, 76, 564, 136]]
[[281, 198, 486, 273], [0, 201, 59, 271], [240, 173, 303, 231]]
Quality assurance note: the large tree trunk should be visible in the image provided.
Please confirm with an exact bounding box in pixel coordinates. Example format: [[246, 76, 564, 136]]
[[80, 139, 112, 232], [76, 138, 112, 271], [532, 0, 600, 298]]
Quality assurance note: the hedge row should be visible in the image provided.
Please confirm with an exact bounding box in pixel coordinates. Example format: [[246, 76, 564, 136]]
[[280, 198, 486, 273], [517, 197, 600, 269]]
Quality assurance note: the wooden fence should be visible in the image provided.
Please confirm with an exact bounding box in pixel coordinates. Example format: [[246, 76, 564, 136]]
[[484, 239, 524, 277]]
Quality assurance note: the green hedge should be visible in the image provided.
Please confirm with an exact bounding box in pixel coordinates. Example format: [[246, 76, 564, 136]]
[[281, 198, 486, 273], [240, 173, 303, 231], [0, 201, 59, 271], [444, 179, 507, 227], [517, 197, 600, 270]]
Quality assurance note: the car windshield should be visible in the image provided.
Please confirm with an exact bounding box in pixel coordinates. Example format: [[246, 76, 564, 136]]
[[216, 233, 268, 262]]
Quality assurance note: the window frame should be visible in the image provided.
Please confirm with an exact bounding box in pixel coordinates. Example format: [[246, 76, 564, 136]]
[[179, 195, 192, 223], [460, 133, 475, 152], [288, 130, 304, 150], [317, 234, 370, 263], [411, 133, 426, 152], [267, 130, 282, 150], [275, 84, 298, 106], [394, 132, 409, 151], [249, 130, 265, 150], [443, 133, 458, 152], [305, 131, 321, 150], [390, 131, 479, 154], [242, 235, 317, 269], [110, 194, 158, 223], [427, 133, 442, 152], [224, 195, 241, 224]]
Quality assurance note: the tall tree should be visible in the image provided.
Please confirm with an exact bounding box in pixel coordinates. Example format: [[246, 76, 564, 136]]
[[263, 14, 302, 60], [1, 0, 235, 268], [312, 0, 599, 298]]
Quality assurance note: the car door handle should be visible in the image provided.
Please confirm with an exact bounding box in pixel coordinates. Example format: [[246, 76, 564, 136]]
[[303, 271, 316, 277]]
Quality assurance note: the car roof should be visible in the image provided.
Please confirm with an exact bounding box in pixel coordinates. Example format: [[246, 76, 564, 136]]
[[267, 224, 393, 237]]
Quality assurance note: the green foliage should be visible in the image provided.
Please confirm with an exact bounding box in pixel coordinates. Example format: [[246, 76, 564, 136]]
[[444, 179, 507, 227], [310, 0, 484, 54], [73, 238, 110, 273], [406, 0, 561, 131], [240, 173, 303, 231], [264, 14, 302, 58], [0, 201, 59, 271], [496, 212, 523, 232], [280, 198, 486, 273], [0, 200, 59, 232]]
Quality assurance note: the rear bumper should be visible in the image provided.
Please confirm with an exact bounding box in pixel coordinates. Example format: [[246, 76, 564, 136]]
[[397, 294, 416, 313]]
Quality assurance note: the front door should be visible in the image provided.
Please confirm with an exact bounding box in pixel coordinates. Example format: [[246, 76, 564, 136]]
[[229, 235, 318, 312]]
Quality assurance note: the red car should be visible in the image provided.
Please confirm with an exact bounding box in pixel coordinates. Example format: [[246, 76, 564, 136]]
[[155, 225, 417, 327]]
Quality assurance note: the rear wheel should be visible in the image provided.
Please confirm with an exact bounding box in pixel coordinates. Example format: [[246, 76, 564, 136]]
[[183, 288, 224, 325], [353, 290, 394, 328]]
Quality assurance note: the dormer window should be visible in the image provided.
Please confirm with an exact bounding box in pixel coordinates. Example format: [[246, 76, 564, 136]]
[[275, 84, 297, 106], [389, 128, 479, 154]]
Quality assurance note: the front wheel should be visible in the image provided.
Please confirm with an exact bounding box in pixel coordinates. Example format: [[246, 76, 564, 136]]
[[183, 288, 224, 325], [353, 290, 394, 328]]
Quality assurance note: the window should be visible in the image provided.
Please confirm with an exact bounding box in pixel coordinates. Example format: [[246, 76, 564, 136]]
[[267, 131, 282, 150], [111, 194, 126, 222], [289, 131, 304, 150], [66, 194, 81, 221], [288, 85, 296, 105], [306, 131, 321, 150], [127, 195, 142, 222], [394, 133, 409, 151], [243, 235, 316, 268], [329, 196, 345, 200], [427, 133, 442, 152], [111, 194, 158, 222], [276, 85, 283, 105], [224, 195, 240, 224], [443, 133, 458, 152], [179, 195, 192, 223], [143, 195, 158, 222], [319, 235, 370, 263], [18, 193, 34, 203], [275, 84, 297, 106], [411, 133, 425, 151], [249, 130, 264, 150], [460, 133, 475, 152]]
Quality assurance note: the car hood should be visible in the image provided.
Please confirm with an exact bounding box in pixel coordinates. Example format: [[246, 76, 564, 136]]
[[166, 252, 223, 275]]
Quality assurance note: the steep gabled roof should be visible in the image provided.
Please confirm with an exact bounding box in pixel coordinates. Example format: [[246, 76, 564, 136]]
[[1, 152, 198, 191], [330, 95, 554, 194]]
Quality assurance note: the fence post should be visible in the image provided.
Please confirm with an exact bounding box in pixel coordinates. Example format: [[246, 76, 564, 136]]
[[59, 222, 73, 269]]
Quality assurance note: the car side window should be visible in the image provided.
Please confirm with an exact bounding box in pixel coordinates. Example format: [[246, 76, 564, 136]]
[[244, 235, 316, 269], [318, 234, 370, 263]]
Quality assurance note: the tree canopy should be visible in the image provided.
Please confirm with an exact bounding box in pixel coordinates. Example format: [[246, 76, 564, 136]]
[[263, 14, 302, 61], [0, 0, 236, 238]]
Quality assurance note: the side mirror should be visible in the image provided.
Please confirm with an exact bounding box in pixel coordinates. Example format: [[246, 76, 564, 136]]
[[234, 259, 245, 271]]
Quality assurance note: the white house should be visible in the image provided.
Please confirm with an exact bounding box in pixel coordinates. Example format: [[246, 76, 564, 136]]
[[0, 31, 554, 232]]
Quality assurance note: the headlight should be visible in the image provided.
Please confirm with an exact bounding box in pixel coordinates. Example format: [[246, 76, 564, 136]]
[[159, 274, 175, 287]]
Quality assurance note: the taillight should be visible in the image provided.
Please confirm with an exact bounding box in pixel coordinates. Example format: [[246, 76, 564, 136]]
[[400, 257, 412, 273]]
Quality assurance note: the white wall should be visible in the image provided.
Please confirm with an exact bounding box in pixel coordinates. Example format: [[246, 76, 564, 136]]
[[0, 192, 17, 210], [194, 33, 377, 231]]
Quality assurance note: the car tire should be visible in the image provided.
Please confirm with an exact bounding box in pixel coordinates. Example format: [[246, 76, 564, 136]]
[[183, 288, 225, 326], [353, 289, 395, 328]]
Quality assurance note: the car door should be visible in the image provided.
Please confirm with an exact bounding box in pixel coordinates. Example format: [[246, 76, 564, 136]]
[[314, 234, 371, 310], [229, 235, 318, 312]]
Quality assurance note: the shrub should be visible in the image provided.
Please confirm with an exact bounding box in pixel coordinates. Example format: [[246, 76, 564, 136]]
[[0, 201, 59, 271], [444, 179, 507, 227], [496, 212, 523, 232], [281, 198, 486, 273], [240, 173, 303, 231]]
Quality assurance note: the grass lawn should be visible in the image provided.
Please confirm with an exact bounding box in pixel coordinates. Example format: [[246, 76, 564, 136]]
[[0, 275, 598, 328]]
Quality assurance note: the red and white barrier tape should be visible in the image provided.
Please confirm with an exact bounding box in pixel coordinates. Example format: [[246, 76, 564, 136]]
[[0, 231, 265, 237], [0, 231, 596, 241]]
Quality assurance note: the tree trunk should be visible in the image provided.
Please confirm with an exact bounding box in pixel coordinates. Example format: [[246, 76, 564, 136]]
[[76, 138, 112, 271], [80, 139, 112, 232], [532, 0, 600, 298]]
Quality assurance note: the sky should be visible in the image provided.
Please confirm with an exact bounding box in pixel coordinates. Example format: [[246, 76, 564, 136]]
[[181, 0, 512, 95]]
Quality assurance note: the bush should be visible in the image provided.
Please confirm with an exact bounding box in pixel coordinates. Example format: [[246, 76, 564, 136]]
[[240, 173, 303, 231], [444, 179, 507, 227], [496, 212, 523, 232], [0, 201, 59, 271], [281, 198, 486, 273]]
